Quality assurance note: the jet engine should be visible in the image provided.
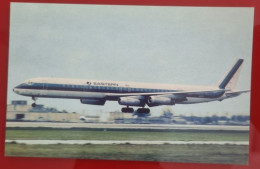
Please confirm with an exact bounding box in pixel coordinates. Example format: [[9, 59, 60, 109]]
[[118, 97, 145, 107], [147, 96, 175, 107], [80, 99, 106, 105]]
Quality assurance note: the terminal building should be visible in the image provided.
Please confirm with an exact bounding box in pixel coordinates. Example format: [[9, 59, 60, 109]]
[[7, 100, 81, 122]]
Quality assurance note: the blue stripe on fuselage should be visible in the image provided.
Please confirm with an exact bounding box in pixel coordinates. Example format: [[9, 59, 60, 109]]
[[15, 82, 178, 93]]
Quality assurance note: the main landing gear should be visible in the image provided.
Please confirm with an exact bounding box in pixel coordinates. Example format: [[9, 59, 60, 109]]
[[121, 107, 134, 113], [137, 108, 150, 114], [121, 107, 150, 114]]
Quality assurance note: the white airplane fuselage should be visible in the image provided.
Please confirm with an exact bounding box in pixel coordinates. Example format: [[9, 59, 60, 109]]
[[13, 59, 249, 113], [13, 78, 224, 104]]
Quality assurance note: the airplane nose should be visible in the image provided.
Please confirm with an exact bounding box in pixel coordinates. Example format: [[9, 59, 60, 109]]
[[13, 87, 18, 93], [13, 84, 25, 94]]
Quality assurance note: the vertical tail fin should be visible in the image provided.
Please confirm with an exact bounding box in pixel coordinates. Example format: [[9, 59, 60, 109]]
[[217, 59, 244, 90]]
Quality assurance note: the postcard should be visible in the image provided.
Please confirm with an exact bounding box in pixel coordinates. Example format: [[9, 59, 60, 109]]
[[5, 3, 254, 165]]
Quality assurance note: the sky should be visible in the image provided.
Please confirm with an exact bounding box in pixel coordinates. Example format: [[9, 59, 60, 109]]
[[7, 3, 254, 117]]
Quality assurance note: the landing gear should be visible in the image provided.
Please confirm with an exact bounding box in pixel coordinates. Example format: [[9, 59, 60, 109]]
[[121, 107, 150, 114], [32, 103, 36, 107], [31, 96, 37, 107], [137, 108, 150, 114], [121, 107, 134, 113]]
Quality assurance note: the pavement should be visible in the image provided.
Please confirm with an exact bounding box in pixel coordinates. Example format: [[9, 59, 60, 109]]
[[6, 122, 249, 131], [5, 140, 249, 145]]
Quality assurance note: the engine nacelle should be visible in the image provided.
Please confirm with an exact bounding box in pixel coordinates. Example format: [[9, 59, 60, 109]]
[[147, 96, 175, 107], [118, 97, 145, 107], [80, 99, 106, 105]]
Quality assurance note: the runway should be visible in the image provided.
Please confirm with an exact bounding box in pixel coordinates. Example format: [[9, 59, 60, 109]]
[[6, 122, 249, 131], [5, 140, 249, 145]]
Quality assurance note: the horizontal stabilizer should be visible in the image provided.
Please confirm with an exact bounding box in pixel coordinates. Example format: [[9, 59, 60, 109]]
[[225, 90, 250, 96]]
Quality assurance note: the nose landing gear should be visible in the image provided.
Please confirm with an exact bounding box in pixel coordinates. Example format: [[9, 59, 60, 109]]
[[31, 97, 37, 107], [32, 103, 37, 107]]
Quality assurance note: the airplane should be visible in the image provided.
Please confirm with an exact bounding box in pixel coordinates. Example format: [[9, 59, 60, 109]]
[[13, 59, 250, 114]]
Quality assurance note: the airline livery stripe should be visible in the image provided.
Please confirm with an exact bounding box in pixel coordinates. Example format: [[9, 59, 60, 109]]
[[16, 83, 179, 93]]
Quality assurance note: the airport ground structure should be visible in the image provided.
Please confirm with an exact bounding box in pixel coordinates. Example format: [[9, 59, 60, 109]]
[[6, 100, 249, 125], [7, 100, 82, 123], [5, 100, 249, 164]]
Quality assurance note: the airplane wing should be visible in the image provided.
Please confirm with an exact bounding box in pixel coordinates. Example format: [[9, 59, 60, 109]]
[[106, 89, 226, 99]]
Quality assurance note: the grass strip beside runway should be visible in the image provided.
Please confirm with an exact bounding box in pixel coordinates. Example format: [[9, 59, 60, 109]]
[[5, 127, 249, 141], [5, 143, 248, 164]]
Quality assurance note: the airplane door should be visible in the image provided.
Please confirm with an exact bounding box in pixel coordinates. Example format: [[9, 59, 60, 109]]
[[119, 87, 122, 93], [40, 80, 47, 96], [126, 84, 131, 93], [42, 80, 47, 89]]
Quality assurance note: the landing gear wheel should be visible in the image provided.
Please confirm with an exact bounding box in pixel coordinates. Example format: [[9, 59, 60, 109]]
[[32, 103, 36, 107], [121, 107, 134, 113], [137, 108, 150, 114]]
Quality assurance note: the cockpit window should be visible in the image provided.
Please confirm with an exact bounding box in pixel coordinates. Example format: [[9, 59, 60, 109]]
[[27, 80, 33, 85]]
